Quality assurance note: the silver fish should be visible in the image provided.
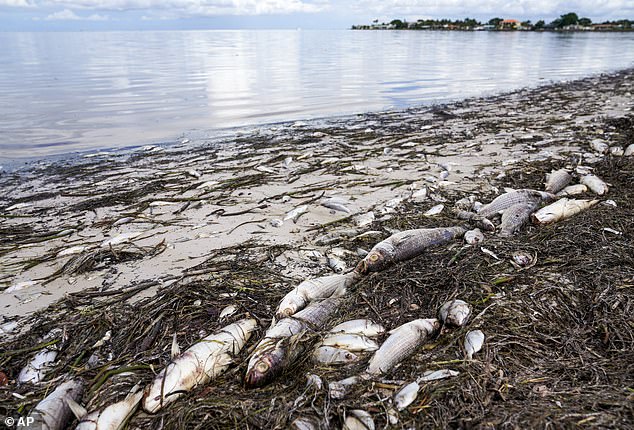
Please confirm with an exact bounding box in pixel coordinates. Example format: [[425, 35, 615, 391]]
[[246, 297, 344, 387], [555, 184, 587, 197], [320, 333, 379, 352], [19, 328, 64, 384], [72, 386, 143, 430], [366, 318, 440, 375], [275, 272, 358, 319], [464, 330, 485, 359], [327, 254, 347, 274], [321, 198, 351, 214], [477, 189, 553, 219], [328, 376, 360, 399], [354, 211, 375, 227], [394, 381, 420, 411], [531, 198, 599, 225], [544, 169, 572, 194], [453, 209, 496, 232], [625, 143, 634, 156], [610, 146, 624, 156], [418, 369, 460, 382], [284, 205, 309, 222], [29, 379, 84, 430], [143, 318, 257, 413], [343, 410, 375, 430], [498, 202, 537, 237], [312, 346, 359, 365], [579, 175, 609, 195], [355, 227, 466, 274], [329, 319, 385, 337], [438, 300, 471, 327], [464, 228, 484, 244], [423, 204, 444, 216], [590, 139, 609, 154], [291, 417, 324, 430]]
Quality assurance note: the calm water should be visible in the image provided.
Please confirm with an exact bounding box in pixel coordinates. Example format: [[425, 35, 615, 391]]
[[1, 30, 634, 158]]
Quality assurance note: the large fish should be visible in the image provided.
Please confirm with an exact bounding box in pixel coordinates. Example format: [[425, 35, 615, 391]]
[[71, 386, 143, 430], [276, 272, 358, 319], [329, 319, 385, 337], [477, 189, 553, 219], [531, 198, 599, 225], [498, 202, 537, 237], [579, 174, 609, 195], [355, 227, 466, 274], [29, 379, 85, 430], [143, 318, 257, 413], [366, 319, 439, 376], [245, 297, 344, 387], [544, 169, 572, 194]]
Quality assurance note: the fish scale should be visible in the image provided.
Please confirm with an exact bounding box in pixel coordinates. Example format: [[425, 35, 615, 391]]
[[544, 169, 572, 194], [477, 189, 552, 218], [499, 202, 537, 237]]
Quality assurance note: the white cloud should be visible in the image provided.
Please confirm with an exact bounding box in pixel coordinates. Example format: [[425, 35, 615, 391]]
[[0, 0, 35, 7], [43, 8, 108, 20]]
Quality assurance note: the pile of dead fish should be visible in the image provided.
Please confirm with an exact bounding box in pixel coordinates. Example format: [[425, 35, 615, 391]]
[[10, 163, 612, 430]]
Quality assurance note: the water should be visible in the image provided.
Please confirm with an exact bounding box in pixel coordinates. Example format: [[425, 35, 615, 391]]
[[1, 30, 634, 159]]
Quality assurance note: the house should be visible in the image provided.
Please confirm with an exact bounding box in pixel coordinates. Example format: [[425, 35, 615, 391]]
[[499, 19, 520, 30]]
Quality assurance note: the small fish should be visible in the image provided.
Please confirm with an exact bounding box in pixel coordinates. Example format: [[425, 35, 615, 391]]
[[5, 280, 38, 294], [343, 410, 375, 430], [270, 219, 284, 227], [5, 202, 32, 211], [480, 247, 500, 260], [71, 385, 143, 430], [143, 318, 257, 413], [477, 189, 553, 219], [454, 196, 475, 211], [291, 417, 323, 430], [329, 319, 385, 337], [453, 209, 496, 232], [464, 330, 485, 359], [531, 198, 599, 225], [246, 297, 344, 387], [321, 198, 351, 214], [354, 211, 375, 227], [284, 205, 309, 222], [28, 379, 84, 430], [394, 381, 420, 411], [590, 139, 609, 154], [255, 165, 276, 174], [149, 201, 177, 207], [355, 226, 466, 274], [320, 333, 379, 352], [275, 272, 358, 319], [610, 146, 624, 156], [417, 369, 460, 382], [544, 169, 572, 194], [511, 251, 536, 268], [366, 318, 440, 375], [218, 304, 238, 321], [326, 254, 347, 274], [112, 217, 134, 227], [91, 330, 112, 349], [555, 184, 587, 197], [18, 328, 63, 384], [464, 228, 484, 244], [624, 143, 634, 156], [424, 204, 444, 216], [312, 346, 359, 365], [187, 169, 201, 178], [579, 175, 609, 195], [328, 375, 360, 399], [196, 180, 219, 190], [498, 202, 537, 237], [100, 232, 141, 248], [438, 300, 471, 327]]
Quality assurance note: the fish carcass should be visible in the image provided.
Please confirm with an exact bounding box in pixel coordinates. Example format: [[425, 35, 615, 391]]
[[72, 386, 143, 430], [544, 169, 572, 194], [246, 297, 344, 387], [366, 319, 440, 376], [464, 330, 485, 359], [355, 227, 466, 274], [477, 189, 553, 219], [320, 333, 379, 352], [29, 379, 84, 430], [579, 174, 609, 195], [275, 272, 358, 319], [143, 318, 257, 413], [438, 300, 471, 327], [329, 319, 385, 337], [313, 346, 359, 365], [555, 184, 587, 197], [498, 202, 537, 237], [19, 328, 65, 384], [531, 198, 599, 225]]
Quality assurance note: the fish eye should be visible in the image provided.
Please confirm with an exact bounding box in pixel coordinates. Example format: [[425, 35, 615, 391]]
[[256, 361, 269, 373], [369, 253, 379, 262]]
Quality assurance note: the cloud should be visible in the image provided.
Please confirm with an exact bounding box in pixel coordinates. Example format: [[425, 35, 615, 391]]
[[43, 8, 108, 20], [0, 0, 35, 7]]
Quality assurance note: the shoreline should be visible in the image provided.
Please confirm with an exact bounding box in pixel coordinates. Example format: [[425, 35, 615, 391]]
[[1, 67, 633, 320]]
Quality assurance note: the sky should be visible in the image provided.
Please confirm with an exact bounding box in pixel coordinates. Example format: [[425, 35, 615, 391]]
[[0, 0, 632, 31]]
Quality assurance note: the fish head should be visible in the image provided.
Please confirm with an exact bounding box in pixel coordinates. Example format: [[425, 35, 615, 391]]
[[354, 246, 393, 274], [244, 340, 287, 388], [275, 296, 304, 320]]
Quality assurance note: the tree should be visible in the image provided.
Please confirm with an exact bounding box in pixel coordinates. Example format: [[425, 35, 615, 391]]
[[579, 17, 592, 26], [488, 17, 503, 27], [552, 12, 579, 28], [390, 19, 406, 29], [534, 20, 545, 30]]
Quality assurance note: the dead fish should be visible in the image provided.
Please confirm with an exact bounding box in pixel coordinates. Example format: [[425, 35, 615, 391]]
[[624, 143, 634, 156], [57, 246, 87, 258], [343, 410, 375, 430], [464, 330, 485, 359], [610, 146, 624, 156], [312, 346, 359, 365], [246, 297, 344, 387], [291, 417, 323, 430], [255, 165, 276, 174], [100, 232, 141, 248], [394, 381, 420, 411], [464, 228, 484, 244], [453, 209, 496, 232], [326, 254, 347, 274], [5, 280, 39, 294], [196, 180, 219, 190], [321, 198, 351, 214], [329, 319, 385, 337], [355, 226, 466, 274], [112, 217, 134, 227], [71, 385, 143, 430], [579, 174, 609, 195], [544, 169, 572, 194], [19, 328, 64, 384], [270, 219, 284, 228], [366, 318, 440, 376], [498, 202, 537, 237], [218, 304, 238, 321], [275, 272, 358, 319], [186, 169, 201, 178], [354, 211, 375, 227], [143, 318, 257, 413], [556, 184, 587, 197], [477, 189, 553, 218], [320, 333, 379, 352], [284, 205, 309, 222], [28, 379, 84, 430], [438, 300, 471, 327], [149, 201, 177, 207], [423, 204, 444, 216], [590, 139, 609, 154], [418, 369, 459, 382], [454, 196, 475, 211], [328, 375, 360, 399], [511, 251, 536, 268], [531, 198, 599, 225]]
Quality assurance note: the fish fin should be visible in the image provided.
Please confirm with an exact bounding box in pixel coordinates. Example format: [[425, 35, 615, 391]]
[[171, 333, 181, 359], [66, 397, 88, 420]]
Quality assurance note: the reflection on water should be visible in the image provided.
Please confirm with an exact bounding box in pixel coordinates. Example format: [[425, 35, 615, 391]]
[[1, 30, 633, 157]]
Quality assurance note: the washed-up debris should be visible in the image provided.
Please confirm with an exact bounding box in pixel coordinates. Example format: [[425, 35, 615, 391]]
[[464, 330, 485, 359], [366, 319, 439, 376], [219, 304, 238, 321], [418, 369, 460, 382], [354, 211, 375, 227], [590, 139, 609, 154], [394, 381, 420, 411], [100, 232, 142, 248], [270, 218, 284, 227], [531, 198, 599, 225], [511, 251, 537, 268], [624, 143, 634, 156], [143, 318, 257, 413]]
